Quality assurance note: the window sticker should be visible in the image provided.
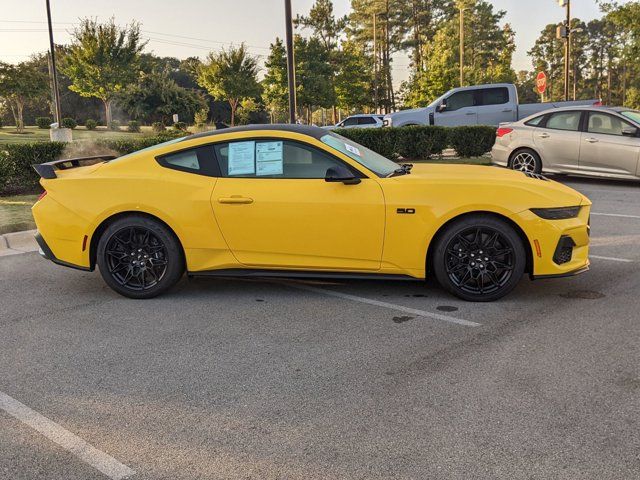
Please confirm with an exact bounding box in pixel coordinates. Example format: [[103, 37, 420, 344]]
[[345, 143, 361, 156], [228, 141, 255, 175], [256, 141, 284, 176]]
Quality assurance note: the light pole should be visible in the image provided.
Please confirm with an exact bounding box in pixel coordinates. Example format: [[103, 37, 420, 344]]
[[557, 0, 571, 101], [284, 0, 297, 124], [458, 5, 468, 88], [46, 0, 62, 125]]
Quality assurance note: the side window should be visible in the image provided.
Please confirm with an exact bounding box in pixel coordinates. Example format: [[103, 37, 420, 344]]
[[525, 115, 545, 127], [342, 117, 358, 127], [444, 90, 475, 111], [157, 145, 218, 176], [358, 116, 376, 125], [214, 140, 353, 179], [588, 112, 633, 136], [480, 87, 509, 106], [545, 111, 582, 132]]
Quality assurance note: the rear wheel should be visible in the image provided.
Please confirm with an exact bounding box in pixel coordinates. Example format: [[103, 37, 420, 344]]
[[97, 216, 184, 299], [433, 215, 526, 302], [510, 148, 542, 174]]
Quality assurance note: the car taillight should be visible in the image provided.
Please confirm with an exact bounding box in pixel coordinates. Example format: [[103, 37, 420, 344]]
[[496, 127, 513, 138], [37, 191, 47, 202], [593, 100, 603, 106]]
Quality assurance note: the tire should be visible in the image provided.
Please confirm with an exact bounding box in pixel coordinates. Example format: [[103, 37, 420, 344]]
[[509, 148, 542, 174], [432, 215, 526, 302], [96, 215, 184, 299]]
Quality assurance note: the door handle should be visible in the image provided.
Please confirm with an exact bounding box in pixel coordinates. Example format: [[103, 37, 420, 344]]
[[585, 137, 599, 143], [218, 196, 254, 204], [466, 112, 475, 116], [502, 109, 513, 113], [538, 133, 550, 138]]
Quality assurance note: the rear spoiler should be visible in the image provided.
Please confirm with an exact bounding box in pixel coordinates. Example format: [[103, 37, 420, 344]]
[[33, 155, 117, 179]]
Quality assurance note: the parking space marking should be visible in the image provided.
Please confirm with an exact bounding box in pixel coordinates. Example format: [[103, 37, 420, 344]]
[[590, 254, 635, 263], [0, 391, 135, 480], [591, 212, 640, 220], [286, 283, 480, 327]]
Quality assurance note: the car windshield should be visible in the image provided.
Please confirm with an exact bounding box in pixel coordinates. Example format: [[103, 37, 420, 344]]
[[620, 110, 640, 125], [320, 132, 398, 177]]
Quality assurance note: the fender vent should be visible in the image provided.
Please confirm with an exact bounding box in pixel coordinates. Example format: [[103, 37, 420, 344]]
[[523, 172, 549, 181]]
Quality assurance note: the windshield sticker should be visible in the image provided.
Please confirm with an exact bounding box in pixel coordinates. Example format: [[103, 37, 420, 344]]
[[345, 144, 361, 156], [228, 141, 255, 175], [256, 141, 284, 176]]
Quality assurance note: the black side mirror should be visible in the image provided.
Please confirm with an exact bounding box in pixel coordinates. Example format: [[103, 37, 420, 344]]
[[437, 102, 447, 113], [325, 165, 361, 185], [622, 127, 638, 137]]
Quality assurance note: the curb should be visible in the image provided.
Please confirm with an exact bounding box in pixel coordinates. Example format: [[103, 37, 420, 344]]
[[0, 229, 39, 257]]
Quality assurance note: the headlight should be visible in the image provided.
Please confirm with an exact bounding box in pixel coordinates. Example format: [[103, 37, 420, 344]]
[[530, 206, 581, 220]]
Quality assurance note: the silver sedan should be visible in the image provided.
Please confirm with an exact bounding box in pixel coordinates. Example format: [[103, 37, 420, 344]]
[[492, 106, 640, 180]]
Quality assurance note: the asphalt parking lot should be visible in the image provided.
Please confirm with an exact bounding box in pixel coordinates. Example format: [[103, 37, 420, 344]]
[[1, 176, 639, 479]]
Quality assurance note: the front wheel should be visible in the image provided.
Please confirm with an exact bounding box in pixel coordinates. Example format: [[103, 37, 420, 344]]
[[433, 215, 526, 302], [97, 216, 184, 299]]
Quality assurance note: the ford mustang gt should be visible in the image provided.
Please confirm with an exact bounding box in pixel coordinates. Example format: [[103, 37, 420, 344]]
[[32, 125, 591, 301]]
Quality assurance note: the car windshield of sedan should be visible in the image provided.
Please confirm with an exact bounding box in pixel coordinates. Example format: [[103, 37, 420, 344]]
[[620, 110, 640, 125], [320, 132, 398, 177]]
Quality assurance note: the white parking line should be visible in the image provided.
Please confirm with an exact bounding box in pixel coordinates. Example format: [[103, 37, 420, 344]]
[[591, 212, 640, 219], [590, 255, 635, 263], [0, 391, 135, 480], [288, 283, 480, 327]]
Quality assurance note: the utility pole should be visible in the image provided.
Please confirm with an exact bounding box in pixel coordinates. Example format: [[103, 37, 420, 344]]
[[564, 0, 570, 101], [373, 13, 377, 114], [459, 6, 466, 87], [46, 0, 62, 125], [284, 0, 297, 124]]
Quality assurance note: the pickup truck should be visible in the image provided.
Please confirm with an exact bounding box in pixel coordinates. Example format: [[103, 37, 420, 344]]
[[383, 83, 601, 128]]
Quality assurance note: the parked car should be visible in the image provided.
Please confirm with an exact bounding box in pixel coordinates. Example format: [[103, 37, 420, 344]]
[[383, 83, 601, 128], [32, 124, 591, 302], [492, 106, 640, 180], [324, 114, 385, 129]]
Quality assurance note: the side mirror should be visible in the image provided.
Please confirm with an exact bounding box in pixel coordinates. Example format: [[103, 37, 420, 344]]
[[325, 165, 361, 185], [437, 102, 447, 113], [622, 127, 638, 137]]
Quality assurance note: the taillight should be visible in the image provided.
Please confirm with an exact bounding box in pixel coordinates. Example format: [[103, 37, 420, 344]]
[[496, 127, 513, 138], [37, 191, 47, 202], [593, 100, 603, 106]]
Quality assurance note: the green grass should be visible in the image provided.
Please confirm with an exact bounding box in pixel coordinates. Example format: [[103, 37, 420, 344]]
[[0, 194, 38, 234], [0, 126, 154, 144]]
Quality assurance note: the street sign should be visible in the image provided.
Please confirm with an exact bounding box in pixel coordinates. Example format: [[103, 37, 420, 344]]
[[536, 72, 547, 95]]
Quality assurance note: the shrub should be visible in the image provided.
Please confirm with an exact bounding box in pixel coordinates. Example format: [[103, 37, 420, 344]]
[[0, 142, 66, 195], [96, 131, 184, 155], [36, 117, 52, 129], [173, 121, 187, 132], [152, 122, 166, 133], [194, 108, 208, 128], [396, 126, 449, 159], [61, 117, 77, 129], [448, 126, 497, 158], [334, 127, 400, 159], [85, 118, 97, 130], [109, 120, 120, 131], [127, 120, 141, 133]]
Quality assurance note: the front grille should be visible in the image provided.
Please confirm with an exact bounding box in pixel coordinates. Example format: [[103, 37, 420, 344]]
[[523, 172, 549, 181], [553, 236, 576, 265]]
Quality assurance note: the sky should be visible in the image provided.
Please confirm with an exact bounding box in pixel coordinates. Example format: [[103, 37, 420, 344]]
[[0, 0, 628, 86]]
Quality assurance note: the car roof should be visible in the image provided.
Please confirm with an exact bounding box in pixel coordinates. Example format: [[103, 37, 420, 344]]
[[186, 123, 328, 141], [345, 114, 379, 118]]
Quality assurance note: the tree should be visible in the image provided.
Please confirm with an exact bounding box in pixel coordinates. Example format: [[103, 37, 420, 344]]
[[335, 40, 373, 112], [117, 68, 206, 124], [295, 36, 334, 122], [0, 61, 48, 132], [61, 18, 146, 125], [262, 38, 289, 122], [197, 44, 260, 126]]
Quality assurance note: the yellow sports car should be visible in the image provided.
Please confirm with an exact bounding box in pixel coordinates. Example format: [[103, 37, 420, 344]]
[[32, 125, 591, 301]]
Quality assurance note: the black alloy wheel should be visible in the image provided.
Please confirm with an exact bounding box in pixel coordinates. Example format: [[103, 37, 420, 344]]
[[97, 216, 184, 298], [433, 215, 526, 302]]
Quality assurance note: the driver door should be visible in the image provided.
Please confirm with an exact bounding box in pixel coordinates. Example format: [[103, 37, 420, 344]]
[[211, 138, 386, 270], [434, 89, 478, 126]]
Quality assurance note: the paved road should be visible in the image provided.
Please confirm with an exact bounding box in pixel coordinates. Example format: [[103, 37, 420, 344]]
[[1, 177, 639, 479]]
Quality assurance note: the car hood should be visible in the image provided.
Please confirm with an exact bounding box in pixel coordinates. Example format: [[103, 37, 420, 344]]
[[394, 164, 590, 208]]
